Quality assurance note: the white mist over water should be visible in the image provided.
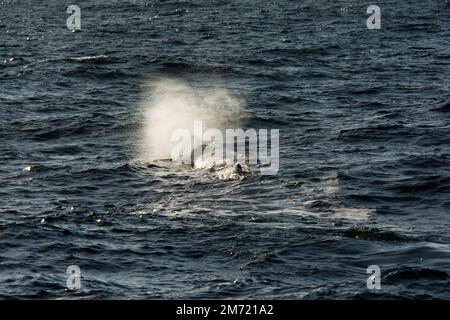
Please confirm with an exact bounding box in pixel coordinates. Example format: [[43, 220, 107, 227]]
[[139, 78, 248, 162]]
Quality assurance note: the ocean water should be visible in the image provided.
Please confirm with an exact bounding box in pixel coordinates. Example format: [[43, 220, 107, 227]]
[[1, 0, 450, 299]]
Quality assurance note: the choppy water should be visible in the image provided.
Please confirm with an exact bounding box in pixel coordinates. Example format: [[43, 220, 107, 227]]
[[1, 0, 450, 299]]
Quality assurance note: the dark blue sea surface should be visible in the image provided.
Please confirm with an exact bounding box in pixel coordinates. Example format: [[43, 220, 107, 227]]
[[1, 0, 450, 299]]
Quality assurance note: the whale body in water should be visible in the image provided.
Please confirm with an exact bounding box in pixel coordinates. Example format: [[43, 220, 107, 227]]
[[189, 143, 251, 180]]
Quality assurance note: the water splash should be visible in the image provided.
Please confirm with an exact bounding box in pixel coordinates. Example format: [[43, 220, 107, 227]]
[[138, 78, 248, 163]]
